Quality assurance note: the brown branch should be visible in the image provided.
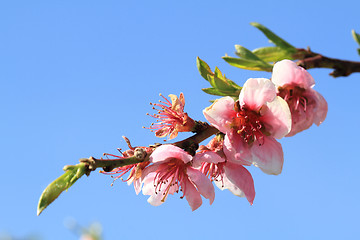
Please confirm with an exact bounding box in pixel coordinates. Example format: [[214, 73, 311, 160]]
[[173, 122, 219, 155], [295, 48, 360, 77], [80, 122, 219, 174], [80, 152, 149, 174]]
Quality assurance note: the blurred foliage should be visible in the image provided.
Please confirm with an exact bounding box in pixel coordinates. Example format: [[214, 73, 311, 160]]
[[0, 233, 42, 240], [65, 219, 103, 240], [0, 221, 102, 240]]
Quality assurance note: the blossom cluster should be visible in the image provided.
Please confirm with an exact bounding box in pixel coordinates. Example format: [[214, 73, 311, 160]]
[[103, 60, 327, 211]]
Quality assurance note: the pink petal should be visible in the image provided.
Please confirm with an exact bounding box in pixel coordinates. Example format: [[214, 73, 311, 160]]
[[285, 88, 327, 137], [286, 108, 314, 137], [272, 60, 315, 88], [223, 134, 252, 166], [149, 145, 192, 164], [239, 78, 277, 111], [169, 93, 183, 112], [313, 90, 328, 126], [133, 178, 142, 195], [155, 127, 171, 138], [183, 178, 203, 211], [193, 151, 225, 168], [224, 162, 255, 204], [260, 96, 292, 139], [187, 167, 215, 204], [142, 172, 178, 206], [140, 163, 160, 180], [251, 136, 284, 175], [142, 173, 165, 206], [203, 96, 236, 133], [214, 175, 245, 197]]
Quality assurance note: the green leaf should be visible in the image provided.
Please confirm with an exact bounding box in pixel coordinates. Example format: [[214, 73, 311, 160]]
[[197, 57, 242, 97], [352, 29, 360, 45], [208, 75, 238, 93], [214, 67, 224, 79], [352, 30, 360, 56], [252, 46, 295, 62], [202, 87, 240, 98], [250, 22, 296, 52], [202, 87, 229, 96], [196, 57, 214, 81], [235, 45, 262, 61], [37, 163, 86, 216], [222, 56, 273, 72]]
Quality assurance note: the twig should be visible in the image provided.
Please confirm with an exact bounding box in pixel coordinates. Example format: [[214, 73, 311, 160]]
[[295, 48, 360, 77]]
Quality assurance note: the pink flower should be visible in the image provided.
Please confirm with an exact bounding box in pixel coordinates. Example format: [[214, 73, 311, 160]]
[[203, 78, 291, 175], [193, 137, 255, 204], [272, 60, 328, 137], [147, 93, 196, 140], [100, 142, 151, 194], [142, 145, 215, 211]]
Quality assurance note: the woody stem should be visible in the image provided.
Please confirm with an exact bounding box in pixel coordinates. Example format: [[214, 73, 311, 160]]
[[80, 122, 219, 173], [294, 48, 360, 77]]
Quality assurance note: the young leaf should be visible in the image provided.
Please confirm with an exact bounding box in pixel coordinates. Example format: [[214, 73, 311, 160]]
[[202, 87, 240, 98], [197, 57, 242, 97], [250, 22, 296, 52], [351, 30, 360, 56], [235, 45, 263, 61], [202, 87, 229, 96], [37, 163, 86, 215], [352, 29, 360, 45], [222, 56, 273, 72], [196, 57, 214, 81], [252, 46, 294, 62], [208, 75, 234, 92]]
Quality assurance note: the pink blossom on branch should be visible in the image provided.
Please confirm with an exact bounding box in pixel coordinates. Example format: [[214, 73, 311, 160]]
[[147, 93, 196, 140], [271, 59, 328, 137], [193, 136, 255, 204], [142, 145, 215, 211], [203, 78, 292, 175], [100, 147, 151, 195]]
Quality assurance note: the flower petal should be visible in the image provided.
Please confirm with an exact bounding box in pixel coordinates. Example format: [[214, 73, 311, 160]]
[[149, 145, 192, 164], [142, 172, 179, 206], [142, 173, 165, 206], [187, 167, 215, 204], [224, 162, 255, 204], [183, 178, 203, 211], [251, 136, 284, 175], [223, 134, 252, 166], [155, 127, 171, 138], [239, 78, 276, 111], [133, 178, 142, 195], [214, 175, 245, 197], [260, 96, 292, 139], [169, 93, 183, 112], [193, 151, 225, 168], [313, 90, 328, 126], [272, 60, 315, 88], [203, 96, 235, 133]]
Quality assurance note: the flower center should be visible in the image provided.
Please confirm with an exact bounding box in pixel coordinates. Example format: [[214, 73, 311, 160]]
[[278, 85, 308, 112], [232, 105, 265, 146], [153, 159, 187, 202], [200, 162, 225, 186]]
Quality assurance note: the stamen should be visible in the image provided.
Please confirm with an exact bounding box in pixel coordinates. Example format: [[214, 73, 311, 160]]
[[233, 107, 265, 145]]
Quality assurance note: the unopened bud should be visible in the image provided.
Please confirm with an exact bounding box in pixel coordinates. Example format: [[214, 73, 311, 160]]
[[134, 148, 147, 160]]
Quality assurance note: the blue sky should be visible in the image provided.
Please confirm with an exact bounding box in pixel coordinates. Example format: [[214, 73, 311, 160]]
[[1, 1, 360, 239]]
